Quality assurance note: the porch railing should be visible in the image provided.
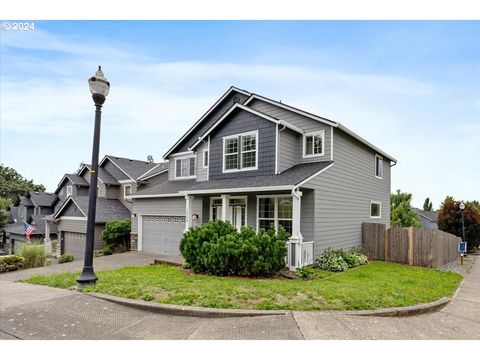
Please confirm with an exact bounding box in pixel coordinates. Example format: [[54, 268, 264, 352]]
[[286, 241, 314, 269]]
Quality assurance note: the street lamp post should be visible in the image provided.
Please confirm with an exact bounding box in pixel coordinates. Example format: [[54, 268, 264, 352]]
[[459, 201, 466, 242], [76, 66, 110, 287]]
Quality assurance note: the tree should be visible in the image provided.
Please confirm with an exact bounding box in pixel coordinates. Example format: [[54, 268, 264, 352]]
[[423, 197, 433, 211], [100, 220, 131, 253], [0, 165, 45, 203], [147, 155, 154, 163], [390, 190, 420, 227], [438, 197, 480, 251]]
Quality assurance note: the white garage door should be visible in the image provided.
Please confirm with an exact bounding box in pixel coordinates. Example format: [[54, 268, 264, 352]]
[[64, 232, 87, 260], [142, 215, 185, 255]]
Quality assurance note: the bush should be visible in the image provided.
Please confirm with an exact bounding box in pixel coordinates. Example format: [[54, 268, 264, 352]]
[[296, 266, 314, 280], [101, 220, 131, 252], [102, 247, 113, 256], [314, 248, 368, 272], [180, 220, 288, 277], [0, 255, 26, 273], [18, 242, 46, 269], [58, 254, 74, 264]]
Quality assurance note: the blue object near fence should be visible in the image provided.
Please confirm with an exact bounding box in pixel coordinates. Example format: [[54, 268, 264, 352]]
[[458, 242, 467, 253]]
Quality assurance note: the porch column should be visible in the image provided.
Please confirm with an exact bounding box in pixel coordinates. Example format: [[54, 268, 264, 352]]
[[44, 220, 52, 254], [184, 194, 193, 232], [221, 194, 229, 221], [289, 189, 303, 270]]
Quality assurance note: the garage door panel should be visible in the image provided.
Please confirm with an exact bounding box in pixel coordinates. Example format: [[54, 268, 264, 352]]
[[64, 232, 87, 260], [142, 216, 185, 255]]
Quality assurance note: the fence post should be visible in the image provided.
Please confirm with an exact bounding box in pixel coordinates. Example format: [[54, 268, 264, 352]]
[[408, 226, 414, 266], [384, 228, 388, 262]]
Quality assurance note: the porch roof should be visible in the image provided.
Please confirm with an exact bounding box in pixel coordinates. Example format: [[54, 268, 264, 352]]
[[131, 161, 333, 198]]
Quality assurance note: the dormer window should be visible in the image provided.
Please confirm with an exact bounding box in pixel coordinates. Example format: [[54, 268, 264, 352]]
[[175, 156, 196, 179], [375, 155, 383, 179], [303, 131, 325, 158], [223, 131, 258, 173]]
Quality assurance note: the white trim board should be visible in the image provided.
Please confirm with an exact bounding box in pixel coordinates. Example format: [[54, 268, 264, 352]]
[[163, 86, 251, 159], [188, 103, 303, 151]]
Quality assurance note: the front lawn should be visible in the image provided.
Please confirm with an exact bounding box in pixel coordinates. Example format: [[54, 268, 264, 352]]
[[21, 261, 462, 311]]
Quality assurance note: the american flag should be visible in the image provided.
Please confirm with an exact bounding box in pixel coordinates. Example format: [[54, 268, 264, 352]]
[[23, 221, 35, 242]]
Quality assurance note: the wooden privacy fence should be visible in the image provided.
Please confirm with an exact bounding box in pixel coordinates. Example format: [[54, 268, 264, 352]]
[[362, 223, 461, 268]]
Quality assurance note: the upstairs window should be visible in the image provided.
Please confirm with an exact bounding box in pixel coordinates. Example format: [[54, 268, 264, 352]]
[[303, 131, 325, 157], [124, 184, 132, 199], [375, 155, 383, 179], [175, 156, 196, 179], [66, 185, 73, 197], [223, 131, 258, 173]]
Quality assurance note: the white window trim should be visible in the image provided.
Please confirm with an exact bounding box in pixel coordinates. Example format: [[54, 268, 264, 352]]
[[222, 130, 259, 173], [66, 185, 73, 197], [256, 195, 293, 234], [174, 155, 197, 180], [370, 201, 382, 219], [303, 130, 325, 158], [209, 196, 248, 225], [124, 184, 132, 199], [203, 149, 209, 169], [375, 154, 384, 179]]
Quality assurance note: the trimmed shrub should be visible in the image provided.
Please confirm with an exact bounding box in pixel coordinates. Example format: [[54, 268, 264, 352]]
[[58, 254, 74, 264], [180, 220, 288, 277], [101, 220, 131, 253], [18, 242, 46, 269], [0, 255, 26, 273]]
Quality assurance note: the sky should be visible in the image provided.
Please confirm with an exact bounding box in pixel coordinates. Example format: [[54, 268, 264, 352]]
[[1, 21, 479, 208]]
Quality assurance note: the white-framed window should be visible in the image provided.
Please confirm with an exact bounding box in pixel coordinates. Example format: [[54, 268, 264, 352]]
[[257, 195, 293, 235], [203, 149, 209, 168], [375, 154, 383, 179], [370, 201, 382, 219], [209, 196, 247, 231], [66, 185, 73, 197], [303, 131, 325, 158], [174, 156, 196, 179], [222, 131, 258, 173], [124, 184, 132, 199]]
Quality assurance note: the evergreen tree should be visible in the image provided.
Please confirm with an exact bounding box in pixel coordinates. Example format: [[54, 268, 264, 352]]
[[423, 197, 433, 211]]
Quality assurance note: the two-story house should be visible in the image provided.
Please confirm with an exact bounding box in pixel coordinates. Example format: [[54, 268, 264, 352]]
[[46, 155, 168, 259], [129, 86, 396, 269]]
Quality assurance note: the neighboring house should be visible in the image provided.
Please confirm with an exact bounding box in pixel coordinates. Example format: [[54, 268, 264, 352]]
[[129, 86, 396, 269], [4, 191, 58, 244], [47, 155, 168, 259], [414, 208, 439, 229]]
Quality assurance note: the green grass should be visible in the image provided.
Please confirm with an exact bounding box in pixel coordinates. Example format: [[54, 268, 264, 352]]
[[21, 261, 462, 311]]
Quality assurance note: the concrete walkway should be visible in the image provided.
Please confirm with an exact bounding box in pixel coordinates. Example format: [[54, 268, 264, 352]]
[[1, 255, 479, 340]]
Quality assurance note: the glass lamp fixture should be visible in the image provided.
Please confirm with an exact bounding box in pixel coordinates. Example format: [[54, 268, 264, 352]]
[[88, 66, 110, 97]]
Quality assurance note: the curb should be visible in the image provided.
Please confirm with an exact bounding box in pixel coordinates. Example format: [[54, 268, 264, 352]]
[[86, 292, 289, 318], [87, 292, 451, 318], [333, 297, 451, 317]]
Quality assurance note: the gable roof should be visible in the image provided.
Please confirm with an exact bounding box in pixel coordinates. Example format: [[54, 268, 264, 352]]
[[53, 196, 131, 222], [415, 208, 438, 222], [163, 86, 251, 158], [137, 162, 169, 181], [189, 103, 304, 151], [14, 195, 33, 207], [55, 173, 89, 192], [245, 92, 397, 162], [78, 164, 120, 185], [27, 191, 58, 207], [132, 161, 334, 198], [99, 155, 161, 181]]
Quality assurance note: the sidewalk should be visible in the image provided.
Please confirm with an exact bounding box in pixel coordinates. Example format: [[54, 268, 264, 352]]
[[1, 256, 479, 340]]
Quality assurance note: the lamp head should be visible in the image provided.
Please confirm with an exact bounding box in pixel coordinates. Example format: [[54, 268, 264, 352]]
[[459, 201, 465, 210], [88, 66, 110, 97]]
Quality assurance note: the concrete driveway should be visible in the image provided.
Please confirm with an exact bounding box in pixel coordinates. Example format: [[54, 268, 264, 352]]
[[1, 254, 479, 340]]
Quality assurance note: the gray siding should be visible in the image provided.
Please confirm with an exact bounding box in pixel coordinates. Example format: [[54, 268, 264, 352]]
[[57, 218, 87, 233], [196, 141, 209, 182], [249, 99, 332, 166], [303, 128, 391, 257], [103, 160, 130, 181], [209, 109, 276, 180], [106, 185, 121, 199], [175, 91, 249, 154], [133, 197, 186, 217]]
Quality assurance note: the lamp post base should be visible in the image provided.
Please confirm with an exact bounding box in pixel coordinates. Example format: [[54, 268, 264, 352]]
[[76, 266, 98, 287]]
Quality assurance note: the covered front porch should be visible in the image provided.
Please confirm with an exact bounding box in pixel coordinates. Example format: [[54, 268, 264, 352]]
[[182, 188, 314, 270]]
